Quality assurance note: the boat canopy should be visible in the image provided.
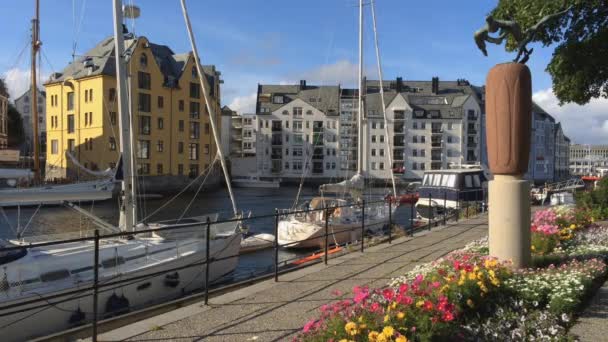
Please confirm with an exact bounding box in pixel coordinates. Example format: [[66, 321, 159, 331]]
[[319, 174, 364, 198]]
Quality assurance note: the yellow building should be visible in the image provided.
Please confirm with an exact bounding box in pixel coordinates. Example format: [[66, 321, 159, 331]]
[[44, 35, 222, 185]]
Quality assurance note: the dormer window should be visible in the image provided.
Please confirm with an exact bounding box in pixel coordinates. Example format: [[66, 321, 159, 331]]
[[414, 109, 425, 118], [192, 66, 197, 79], [273, 95, 284, 104], [140, 53, 148, 68], [430, 110, 440, 118]]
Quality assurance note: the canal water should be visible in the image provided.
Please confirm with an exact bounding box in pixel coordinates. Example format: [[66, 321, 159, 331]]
[[0, 186, 413, 282]]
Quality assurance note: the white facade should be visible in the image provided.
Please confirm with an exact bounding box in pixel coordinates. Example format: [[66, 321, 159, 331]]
[[255, 98, 341, 179], [570, 144, 608, 176], [13, 87, 46, 154]]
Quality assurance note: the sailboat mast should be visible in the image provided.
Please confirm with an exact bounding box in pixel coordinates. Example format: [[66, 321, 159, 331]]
[[112, 0, 136, 232], [180, 0, 238, 216], [357, 0, 364, 176], [30, 0, 41, 183]]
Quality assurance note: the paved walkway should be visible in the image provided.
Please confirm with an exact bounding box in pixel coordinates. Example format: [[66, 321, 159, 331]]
[[96, 215, 489, 342], [570, 280, 608, 341]]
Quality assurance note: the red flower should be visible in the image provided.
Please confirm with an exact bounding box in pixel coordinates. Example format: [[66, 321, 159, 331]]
[[423, 300, 434, 311], [398, 284, 409, 294], [442, 311, 455, 322]]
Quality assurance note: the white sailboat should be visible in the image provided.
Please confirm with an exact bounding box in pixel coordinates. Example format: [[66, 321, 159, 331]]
[[277, 0, 398, 249], [0, 2, 243, 341]]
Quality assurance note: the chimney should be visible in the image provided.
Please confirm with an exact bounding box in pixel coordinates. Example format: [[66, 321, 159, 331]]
[[299, 79, 306, 90], [431, 76, 439, 94], [396, 77, 403, 92]]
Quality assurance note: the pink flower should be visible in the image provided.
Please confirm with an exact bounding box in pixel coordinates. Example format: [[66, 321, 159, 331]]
[[382, 288, 395, 301], [423, 300, 434, 311], [399, 295, 414, 305], [353, 286, 369, 304], [303, 320, 315, 333], [431, 281, 441, 289], [398, 284, 409, 294], [442, 311, 455, 322], [369, 302, 381, 313]]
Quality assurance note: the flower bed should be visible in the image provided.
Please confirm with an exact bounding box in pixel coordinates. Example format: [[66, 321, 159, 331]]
[[296, 206, 608, 341]]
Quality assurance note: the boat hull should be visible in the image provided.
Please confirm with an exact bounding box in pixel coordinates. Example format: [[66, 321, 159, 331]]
[[0, 229, 241, 341], [232, 180, 280, 188], [277, 218, 363, 249]]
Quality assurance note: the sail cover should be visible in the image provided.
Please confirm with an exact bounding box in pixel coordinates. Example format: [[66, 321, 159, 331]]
[[319, 174, 364, 194]]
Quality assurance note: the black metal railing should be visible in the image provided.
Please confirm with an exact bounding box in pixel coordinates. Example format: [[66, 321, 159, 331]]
[[0, 194, 487, 341]]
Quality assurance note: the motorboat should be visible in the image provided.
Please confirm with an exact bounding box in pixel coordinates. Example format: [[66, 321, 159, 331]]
[[232, 175, 280, 188]]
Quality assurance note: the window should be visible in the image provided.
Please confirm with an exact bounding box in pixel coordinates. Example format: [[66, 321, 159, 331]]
[[305, 121, 309, 129], [413, 149, 418, 157], [138, 72, 151, 90], [306, 109, 313, 115], [157, 117, 164, 129], [178, 164, 184, 175], [179, 100, 184, 111], [137, 140, 150, 159], [273, 95, 284, 104], [464, 175, 473, 188], [191, 66, 197, 79], [372, 122, 377, 129], [293, 121, 303, 132], [293, 107, 302, 117], [204, 144, 210, 154], [178, 120, 184, 132], [138, 163, 150, 175], [420, 163, 426, 170], [204, 123, 210, 134], [67, 114, 75, 133], [380, 135, 385, 143], [413, 122, 418, 129], [51, 140, 58, 154], [157, 140, 164, 152], [109, 88, 116, 102], [372, 135, 376, 143], [371, 162, 376, 170], [68, 139, 75, 152], [140, 53, 148, 67], [67, 92, 74, 111], [379, 162, 384, 170], [89, 89, 93, 102], [139, 116, 151, 135], [189, 164, 199, 178], [285, 121, 289, 129], [110, 112, 117, 125], [109, 137, 117, 151], [187, 143, 199, 160], [190, 82, 200, 99], [178, 141, 184, 154], [420, 149, 426, 157], [190, 101, 200, 119], [447, 136, 454, 143], [293, 148, 303, 157], [157, 163, 163, 175], [138, 93, 151, 112], [421, 136, 426, 143], [157, 96, 164, 109], [379, 149, 384, 156], [189, 122, 200, 139], [412, 136, 417, 143], [371, 149, 376, 156], [412, 162, 418, 170]]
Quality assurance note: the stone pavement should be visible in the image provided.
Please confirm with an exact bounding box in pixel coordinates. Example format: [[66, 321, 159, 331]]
[[97, 215, 489, 342]]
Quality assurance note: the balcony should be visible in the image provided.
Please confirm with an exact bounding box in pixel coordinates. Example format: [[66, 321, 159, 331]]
[[271, 138, 282, 146], [431, 154, 442, 161], [394, 139, 405, 147], [468, 128, 477, 135], [467, 142, 478, 148], [431, 162, 442, 170], [431, 129, 443, 135], [431, 142, 442, 149], [394, 111, 405, 120], [394, 125, 405, 134], [393, 152, 404, 161], [468, 114, 478, 121]]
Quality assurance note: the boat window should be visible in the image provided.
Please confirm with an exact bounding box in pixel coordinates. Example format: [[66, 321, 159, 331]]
[[41, 269, 70, 282], [465, 175, 473, 188], [473, 174, 481, 187], [433, 174, 442, 186], [422, 174, 429, 186], [441, 174, 450, 187], [447, 174, 456, 187]]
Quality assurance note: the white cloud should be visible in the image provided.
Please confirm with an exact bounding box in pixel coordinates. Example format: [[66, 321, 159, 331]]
[[228, 92, 257, 114], [533, 88, 608, 145], [291, 60, 377, 87], [3, 68, 31, 100]]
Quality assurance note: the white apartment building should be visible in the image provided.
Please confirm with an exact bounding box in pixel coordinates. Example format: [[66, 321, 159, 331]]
[[570, 144, 608, 176], [244, 78, 483, 182], [13, 87, 46, 154]]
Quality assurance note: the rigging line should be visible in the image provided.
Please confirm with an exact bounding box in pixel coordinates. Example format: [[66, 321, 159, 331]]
[[0, 207, 17, 236], [141, 158, 219, 222], [370, 0, 396, 199], [17, 204, 41, 238], [71, 0, 88, 58], [40, 48, 56, 74], [177, 157, 219, 223]]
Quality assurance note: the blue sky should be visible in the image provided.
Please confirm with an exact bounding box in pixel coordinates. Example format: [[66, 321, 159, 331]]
[[1, 0, 606, 144]]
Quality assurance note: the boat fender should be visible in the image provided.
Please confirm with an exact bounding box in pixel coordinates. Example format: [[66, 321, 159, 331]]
[[164, 272, 180, 288], [68, 307, 86, 326], [105, 293, 130, 317]]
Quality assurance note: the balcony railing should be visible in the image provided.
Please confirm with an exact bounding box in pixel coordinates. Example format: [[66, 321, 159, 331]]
[[431, 154, 442, 161], [431, 142, 442, 149], [394, 126, 405, 134], [394, 141, 405, 147], [468, 129, 477, 135], [431, 129, 443, 134], [431, 162, 442, 170]]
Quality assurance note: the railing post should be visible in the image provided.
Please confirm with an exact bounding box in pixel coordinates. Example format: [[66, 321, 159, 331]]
[[443, 190, 447, 225], [324, 207, 329, 265], [409, 203, 414, 236], [274, 209, 279, 281], [92, 229, 99, 342], [456, 190, 460, 222], [361, 200, 365, 253], [388, 198, 392, 244], [428, 193, 432, 231], [204, 217, 211, 305]]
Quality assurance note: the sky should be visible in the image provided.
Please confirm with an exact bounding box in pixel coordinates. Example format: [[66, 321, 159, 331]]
[[0, 0, 605, 145]]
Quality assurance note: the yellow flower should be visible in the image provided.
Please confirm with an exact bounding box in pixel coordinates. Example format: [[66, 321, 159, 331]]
[[382, 326, 395, 337], [390, 302, 398, 310], [396, 336, 408, 342], [531, 245, 536, 251], [473, 265, 480, 272], [397, 311, 406, 320], [468, 272, 477, 281], [368, 331, 380, 342], [440, 284, 450, 293], [570, 223, 577, 229], [466, 299, 475, 308], [344, 322, 358, 336], [384, 314, 390, 323], [416, 300, 424, 308], [358, 316, 364, 323], [376, 334, 388, 342]]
